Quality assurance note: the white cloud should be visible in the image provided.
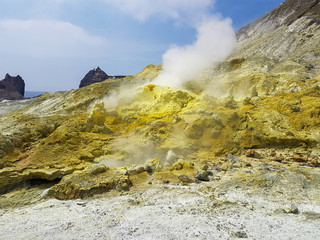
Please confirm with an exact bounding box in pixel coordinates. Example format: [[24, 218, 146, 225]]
[[103, 0, 215, 23], [0, 19, 107, 58]]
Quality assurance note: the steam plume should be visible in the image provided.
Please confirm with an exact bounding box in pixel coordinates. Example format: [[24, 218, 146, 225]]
[[154, 16, 235, 88], [103, 0, 235, 89]]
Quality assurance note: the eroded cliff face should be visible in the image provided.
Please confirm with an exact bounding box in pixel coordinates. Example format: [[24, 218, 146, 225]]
[[0, 0, 320, 207]]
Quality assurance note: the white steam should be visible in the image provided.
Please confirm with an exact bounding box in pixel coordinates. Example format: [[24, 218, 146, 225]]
[[102, 88, 138, 109], [154, 16, 235, 88], [102, 0, 236, 89]]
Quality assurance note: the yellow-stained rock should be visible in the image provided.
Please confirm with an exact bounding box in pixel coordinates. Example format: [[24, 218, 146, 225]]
[[48, 169, 131, 200]]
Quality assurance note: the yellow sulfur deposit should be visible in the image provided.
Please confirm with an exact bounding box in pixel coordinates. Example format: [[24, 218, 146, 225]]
[[0, 6, 320, 207]]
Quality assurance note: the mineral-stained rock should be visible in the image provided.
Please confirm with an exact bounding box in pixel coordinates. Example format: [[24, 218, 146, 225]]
[[230, 231, 248, 238], [85, 100, 112, 134], [0, 168, 72, 194], [127, 165, 145, 175], [0, 135, 14, 160], [83, 163, 109, 175], [169, 160, 194, 171], [0, 73, 25, 100], [178, 174, 194, 184], [144, 158, 162, 174], [196, 170, 210, 181], [48, 169, 131, 200], [282, 204, 299, 214]]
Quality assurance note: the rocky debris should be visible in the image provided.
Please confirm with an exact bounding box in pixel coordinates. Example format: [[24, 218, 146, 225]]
[[0, 73, 25, 100], [83, 163, 109, 175], [303, 211, 320, 220], [169, 160, 194, 171], [127, 165, 145, 175], [196, 170, 210, 181], [178, 174, 194, 184], [79, 67, 125, 88], [144, 158, 162, 175], [245, 150, 261, 158], [292, 153, 308, 161], [226, 154, 240, 162], [280, 204, 299, 214], [230, 231, 248, 238], [165, 150, 178, 165]]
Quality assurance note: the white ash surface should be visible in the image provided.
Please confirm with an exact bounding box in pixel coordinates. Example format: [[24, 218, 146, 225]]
[[1, 183, 319, 240]]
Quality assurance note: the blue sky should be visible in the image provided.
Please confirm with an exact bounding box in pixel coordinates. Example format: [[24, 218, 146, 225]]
[[0, 0, 284, 91]]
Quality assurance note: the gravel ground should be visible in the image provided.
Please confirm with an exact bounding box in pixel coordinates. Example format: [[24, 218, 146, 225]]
[[1, 183, 320, 240]]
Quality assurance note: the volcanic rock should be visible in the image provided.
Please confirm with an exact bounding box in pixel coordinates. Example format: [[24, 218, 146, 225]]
[[178, 174, 194, 184], [235, 0, 320, 60], [1, 0, 320, 214], [196, 170, 210, 181], [79, 67, 125, 88], [237, 0, 320, 42], [0, 73, 25, 100]]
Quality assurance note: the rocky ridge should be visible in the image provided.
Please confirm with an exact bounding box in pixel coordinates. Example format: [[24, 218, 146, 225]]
[[234, 0, 320, 61], [237, 0, 320, 42]]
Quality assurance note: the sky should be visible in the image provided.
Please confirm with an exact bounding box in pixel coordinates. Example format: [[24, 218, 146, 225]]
[[0, 0, 284, 92]]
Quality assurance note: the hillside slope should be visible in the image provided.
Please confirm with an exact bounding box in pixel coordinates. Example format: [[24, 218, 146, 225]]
[[0, 0, 320, 224]]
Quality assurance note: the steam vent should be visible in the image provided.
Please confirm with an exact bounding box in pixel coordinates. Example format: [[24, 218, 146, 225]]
[[1, 0, 320, 239]]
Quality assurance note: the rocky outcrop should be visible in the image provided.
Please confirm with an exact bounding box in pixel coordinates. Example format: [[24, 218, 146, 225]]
[[233, 0, 320, 61], [0, 74, 25, 100], [237, 0, 320, 42], [79, 67, 125, 88]]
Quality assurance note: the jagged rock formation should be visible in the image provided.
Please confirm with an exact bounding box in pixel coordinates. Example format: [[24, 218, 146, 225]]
[[79, 67, 126, 88], [0, 0, 320, 213], [0, 74, 25, 100]]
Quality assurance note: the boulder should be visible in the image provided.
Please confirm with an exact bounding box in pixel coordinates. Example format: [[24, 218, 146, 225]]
[[196, 170, 210, 181]]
